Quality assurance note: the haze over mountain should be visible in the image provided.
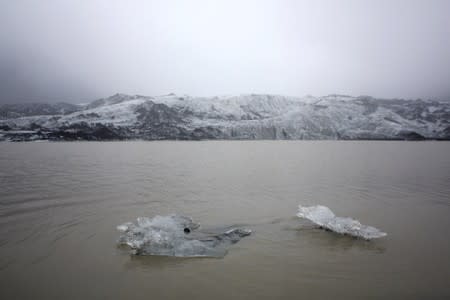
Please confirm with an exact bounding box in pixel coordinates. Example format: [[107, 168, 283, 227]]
[[1, 1, 450, 104], [2, 1, 449, 140]]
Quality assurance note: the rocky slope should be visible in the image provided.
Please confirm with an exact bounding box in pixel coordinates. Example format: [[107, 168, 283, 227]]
[[0, 93, 449, 141]]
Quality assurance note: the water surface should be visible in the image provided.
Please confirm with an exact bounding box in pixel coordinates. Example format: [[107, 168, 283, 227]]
[[0, 141, 449, 299]]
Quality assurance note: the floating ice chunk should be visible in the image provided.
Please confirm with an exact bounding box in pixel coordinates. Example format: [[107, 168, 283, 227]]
[[117, 215, 251, 257], [297, 205, 387, 240]]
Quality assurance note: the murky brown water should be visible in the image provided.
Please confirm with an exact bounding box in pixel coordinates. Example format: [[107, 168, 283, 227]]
[[1, 141, 449, 299]]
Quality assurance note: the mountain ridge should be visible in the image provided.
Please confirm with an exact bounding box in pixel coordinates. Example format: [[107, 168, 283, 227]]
[[1, 93, 449, 141]]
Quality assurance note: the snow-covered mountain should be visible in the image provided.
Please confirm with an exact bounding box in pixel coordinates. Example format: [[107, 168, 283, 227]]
[[0, 93, 449, 141], [0, 102, 81, 118]]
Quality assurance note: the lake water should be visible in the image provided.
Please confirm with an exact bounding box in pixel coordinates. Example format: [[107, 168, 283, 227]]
[[0, 141, 449, 299]]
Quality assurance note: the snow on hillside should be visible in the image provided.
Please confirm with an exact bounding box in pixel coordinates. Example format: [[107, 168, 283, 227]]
[[58, 97, 148, 127], [0, 93, 449, 141]]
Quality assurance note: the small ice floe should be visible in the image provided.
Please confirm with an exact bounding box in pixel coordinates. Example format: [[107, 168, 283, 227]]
[[297, 205, 387, 240], [117, 215, 251, 257]]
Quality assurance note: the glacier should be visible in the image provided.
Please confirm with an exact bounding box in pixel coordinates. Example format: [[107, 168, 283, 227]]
[[1, 93, 449, 141], [297, 205, 387, 240], [117, 215, 251, 257]]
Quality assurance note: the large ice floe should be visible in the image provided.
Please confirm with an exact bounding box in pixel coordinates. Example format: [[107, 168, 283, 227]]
[[117, 215, 251, 257], [297, 205, 387, 240]]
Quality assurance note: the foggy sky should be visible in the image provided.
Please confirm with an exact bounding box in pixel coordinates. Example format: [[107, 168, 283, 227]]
[[1, 0, 450, 104]]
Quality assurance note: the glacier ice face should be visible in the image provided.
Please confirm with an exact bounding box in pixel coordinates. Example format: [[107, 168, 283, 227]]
[[2, 93, 450, 141], [117, 215, 251, 257], [297, 205, 387, 240], [0, 94, 450, 141]]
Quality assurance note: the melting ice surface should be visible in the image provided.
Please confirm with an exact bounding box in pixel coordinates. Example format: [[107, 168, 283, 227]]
[[117, 215, 251, 257], [297, 205, 387, 240]]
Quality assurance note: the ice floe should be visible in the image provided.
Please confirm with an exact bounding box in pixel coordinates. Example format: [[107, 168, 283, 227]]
[[117, 215, 251, 257], [297, 205, 387, 240]]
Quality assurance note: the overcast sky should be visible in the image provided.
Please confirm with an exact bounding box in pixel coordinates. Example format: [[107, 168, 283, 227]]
[[1, 0, 449, 103]]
